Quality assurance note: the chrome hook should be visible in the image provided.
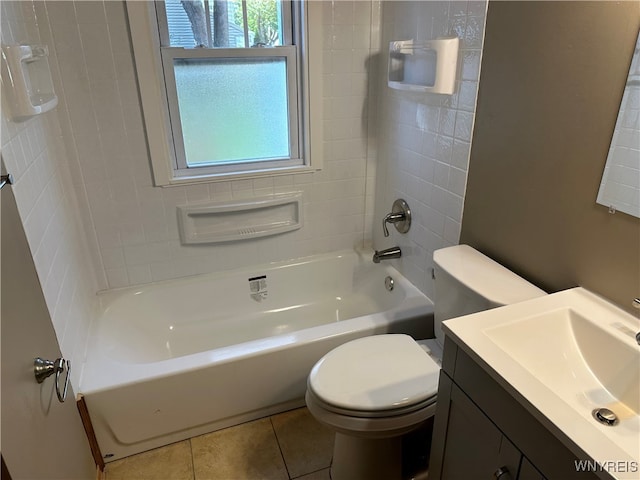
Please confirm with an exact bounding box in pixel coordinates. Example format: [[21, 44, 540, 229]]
[[34, 357, 56, 383], [34, 357, 70, 402]]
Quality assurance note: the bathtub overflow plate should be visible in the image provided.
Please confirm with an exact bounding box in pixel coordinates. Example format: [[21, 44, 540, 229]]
[[385, 276, 394, 291]]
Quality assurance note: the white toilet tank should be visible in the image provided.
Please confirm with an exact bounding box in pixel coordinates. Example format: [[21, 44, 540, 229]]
[[433, 245, 546, 345]]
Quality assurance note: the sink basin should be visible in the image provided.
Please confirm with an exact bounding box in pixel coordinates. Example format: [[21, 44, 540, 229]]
[[443, 287, 640, 477], [485, 307, 640, 418]]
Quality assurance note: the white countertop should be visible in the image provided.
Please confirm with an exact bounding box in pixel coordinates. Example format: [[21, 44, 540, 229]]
[[443, 287, 640, 480]]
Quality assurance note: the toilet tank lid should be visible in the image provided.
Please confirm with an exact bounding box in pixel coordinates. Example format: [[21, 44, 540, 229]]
[[433, 245, 546, 306]]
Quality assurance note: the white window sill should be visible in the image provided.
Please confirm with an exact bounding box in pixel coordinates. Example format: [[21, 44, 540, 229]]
[[159, 165, 320, 187]]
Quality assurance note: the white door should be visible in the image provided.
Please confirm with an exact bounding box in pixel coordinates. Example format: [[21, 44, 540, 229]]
[[1, 183, 95, 479]]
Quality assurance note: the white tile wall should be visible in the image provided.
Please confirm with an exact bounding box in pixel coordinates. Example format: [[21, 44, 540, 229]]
[[1, 0, 100, 388], [41, 0, 378, 289], [372, 1, 487, 298], [2, 1, 488, 384]]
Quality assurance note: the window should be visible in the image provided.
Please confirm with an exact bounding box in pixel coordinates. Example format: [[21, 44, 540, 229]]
[[127, 1, 322, 185]]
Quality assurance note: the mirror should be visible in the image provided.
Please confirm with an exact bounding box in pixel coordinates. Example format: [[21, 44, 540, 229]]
[[596, 32, 640, 218]]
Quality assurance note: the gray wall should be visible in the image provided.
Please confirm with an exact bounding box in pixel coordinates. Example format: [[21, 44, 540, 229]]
[[461, 1, 640, 313]]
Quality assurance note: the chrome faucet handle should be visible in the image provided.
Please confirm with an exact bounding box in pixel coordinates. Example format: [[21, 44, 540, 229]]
[[382, 212, 405, 237], [382, 199, 411, 237]]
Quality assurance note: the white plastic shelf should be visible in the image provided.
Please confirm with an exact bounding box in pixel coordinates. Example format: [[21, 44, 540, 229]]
[[177, 193, 303, 244], [388, 37, 459, 95], [1, 44, 58, 120]]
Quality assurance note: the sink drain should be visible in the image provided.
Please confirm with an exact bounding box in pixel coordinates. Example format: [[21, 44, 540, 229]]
[[592, 408, 618, 426]]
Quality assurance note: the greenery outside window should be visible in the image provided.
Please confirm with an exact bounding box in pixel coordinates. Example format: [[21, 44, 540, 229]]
[[127, 1, 322, 185]]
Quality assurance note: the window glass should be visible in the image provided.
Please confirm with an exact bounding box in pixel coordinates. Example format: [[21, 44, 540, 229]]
[[241, 0, 284, 46], [163, 0, 284, 49], [173, 56, 290, 166]]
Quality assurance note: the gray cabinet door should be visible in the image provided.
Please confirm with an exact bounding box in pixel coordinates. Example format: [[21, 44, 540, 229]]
[[1, 185, 95, 479], [431, 373, 521, 480], [519, 457, 547, 480]]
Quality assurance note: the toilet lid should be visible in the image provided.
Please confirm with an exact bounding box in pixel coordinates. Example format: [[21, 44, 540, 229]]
[[308, 334, 440, 412]]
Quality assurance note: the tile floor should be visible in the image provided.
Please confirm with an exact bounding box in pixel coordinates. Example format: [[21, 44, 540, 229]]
[[105, 407, 334, 480]]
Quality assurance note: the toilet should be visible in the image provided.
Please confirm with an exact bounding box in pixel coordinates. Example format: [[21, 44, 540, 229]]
[[305, 245, 546, 480]]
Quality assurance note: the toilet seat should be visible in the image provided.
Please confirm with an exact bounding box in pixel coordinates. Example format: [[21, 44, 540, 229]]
[[306, 386, 437, 418], [308, 334, 440, 413]]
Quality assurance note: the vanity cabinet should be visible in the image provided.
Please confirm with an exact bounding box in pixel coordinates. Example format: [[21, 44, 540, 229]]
[[519, 458, 547, 480], [432, 373, 522, 479], [429, 338, 607, 480]]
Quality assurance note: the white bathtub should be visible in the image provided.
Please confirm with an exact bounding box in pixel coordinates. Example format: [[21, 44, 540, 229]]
[[80, 249, 434, 461]]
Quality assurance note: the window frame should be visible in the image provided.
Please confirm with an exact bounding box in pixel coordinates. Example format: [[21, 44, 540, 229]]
[[126, 0, 323, 186]]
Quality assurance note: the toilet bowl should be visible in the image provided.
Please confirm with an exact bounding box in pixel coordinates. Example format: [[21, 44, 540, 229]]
[[306, 334, 439, 480], [305, 245, 547, 480]]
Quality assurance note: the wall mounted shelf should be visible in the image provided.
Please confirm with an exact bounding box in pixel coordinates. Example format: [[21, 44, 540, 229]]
[[388, 37, 459, 95], [177, 193, 303, 244], [1, 44, 58, 121]]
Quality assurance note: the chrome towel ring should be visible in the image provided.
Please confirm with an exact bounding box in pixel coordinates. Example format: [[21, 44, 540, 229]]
[[34, 357, 71, 402]]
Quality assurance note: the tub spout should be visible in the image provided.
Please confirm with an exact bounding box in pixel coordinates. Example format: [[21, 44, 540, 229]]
[[373, 246, 401, 263]]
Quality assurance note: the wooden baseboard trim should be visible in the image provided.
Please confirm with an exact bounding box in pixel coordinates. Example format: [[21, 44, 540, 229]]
[[96, 465, 106, 480], [76, 395, 105, 472]]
